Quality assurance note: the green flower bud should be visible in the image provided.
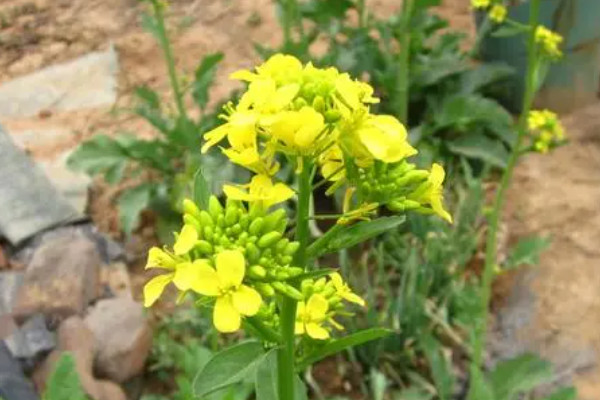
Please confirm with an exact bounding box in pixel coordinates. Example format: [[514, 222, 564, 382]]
[[203, 225, 214, 240], [325, 109, 341, 123], [183, 199, 202, 219], [248, 265, 267, 279], [199, 211, 214, 228], [249, 217, 264, 236], [231, 224, 242, 235], [275, 238, 289, 252], [322, 285, 336, 297], [287, 267, 303, 276], [208, 196, 224, 219], [301, 280, 314, 296], [216, 214, 225, 228], [258, 232, 282, 248], [259, 257, 270, 267], [239, 214, 250, 230], [246, 243, 260, 262], [312, 95, 326, 113], [293, 97, 308, 109], [255, 283, 275, 297], [281, 255, 293, 265], [272, 282, 304, 300], [219, 236, 231, 247], [263, 209, 286, 232], [225, 207, 238, 226], [195, 240, 213, 254], [284, 242, 300, 256], [183, 214, 202, 234]]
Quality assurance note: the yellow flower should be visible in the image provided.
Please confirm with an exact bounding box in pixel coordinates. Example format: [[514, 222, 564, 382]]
[[173, 224, 198, 255], [471, 0, 490, 9], [329, 273, 365, 306], [318, 144, 345, 182], [185, 250, 263, 333], [355, 114, 417, 163], [262, 107, 326, 154], [231, 54, 304, 86], [535, 26, 563, 59], [337, 187, 378, 225], [410, 164, 452, 223], [223, 174, 294, 208], [201, 110, 258, 153], [238, 79, 300, 114], [527, 109, 565, 153], [335, 74, 379, 111], [295, 294, 330, 340], [489, 4, 507, 23]]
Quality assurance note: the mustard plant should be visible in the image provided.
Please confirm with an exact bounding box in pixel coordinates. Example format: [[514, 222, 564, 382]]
[[143, 54, 452, 399]]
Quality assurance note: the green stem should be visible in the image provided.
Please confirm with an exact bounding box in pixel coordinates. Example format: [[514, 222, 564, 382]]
[[357, 0, 368, 29], [397, 0, 414, 124], [151, 0, 188, 120], [281, 0, 297, 53], [469, 0, 541, 384], [471, 15, 491, 59], [278, 158, 312, 400]]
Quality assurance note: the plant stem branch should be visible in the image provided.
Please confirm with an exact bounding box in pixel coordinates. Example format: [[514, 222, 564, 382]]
[[278, 157, 312, 400], [397, 0, 414, 124], [470, 0, 541, 382]]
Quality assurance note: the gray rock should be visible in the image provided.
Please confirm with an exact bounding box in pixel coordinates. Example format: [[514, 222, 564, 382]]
[[0, 46, 118, 118], [4, 314, 56, 368], [13, 235, 101, 323], [0, 272, 24, 316], [84, 298, 152, 382], [0, 125, 81, 246], [0, 342, 39, 400]]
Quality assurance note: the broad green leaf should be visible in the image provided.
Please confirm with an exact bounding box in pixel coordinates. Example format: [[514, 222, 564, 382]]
[[134, 86, 171, 135], [194, 341, 265, 397], [192, 52, 224, 110], [459, 63, 514, 95], [491, 24, 529, 38], [67, 134, 129, 176], [254, 350, 307, 400], [434, 95, 513, 134], [446, 133, 510, 169], [44, 353, 88, 400], [307, 216, 405, 259], [117, 184, 155, 235], [170, 116, 199, 148], [489, 354, 554, 400], [504, 236, 551, 270], [135, 86, 161, 109], [541, 387, 577, 400], [419, 335, 454, 400], [298, 328, 392, 369], [466, 367, 495, 400], [193, 167, 211, 210]]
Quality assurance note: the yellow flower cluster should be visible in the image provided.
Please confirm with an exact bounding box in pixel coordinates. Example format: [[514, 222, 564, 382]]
[[203, 54, 451, 224], [489, 4, 507, 23], [527, 109, 565, 153], [471, 0, 490, 9], [535, 26, 563, 59]]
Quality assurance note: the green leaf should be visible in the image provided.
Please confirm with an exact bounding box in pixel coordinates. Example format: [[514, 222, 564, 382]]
[[254, 350, 307, 400], [44, 353, 89, 400], [541, 387, 577, 400], [140, 12, 160, 41], [504, 235, 551, 270], [434, 95, 513, 135], [370, 369, 388, 400], [134, 86, 172, 135], [459, 63, 514, 95], [307, 216, 405, 259], [419, 335, 454, 400], [466, 368, 495, 400], [287, 268, 336, 283], [170, 115, 199, 148], [194, 341, 265, 397], [298, 328, 392, 369], [446, 133, 510, 168], [67, 134, 129, 176], [489, 354, 554, 400], [117, 184, 155, 235], [192, 52, 224, 110], [393, 388, 434, 400], [491, 24, 529, 38], [193, 167, 211, 210]]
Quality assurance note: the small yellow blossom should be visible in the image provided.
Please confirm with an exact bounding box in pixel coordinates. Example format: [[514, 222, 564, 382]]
[[231, 54, 304, 86], [489, 4, 507, 23], [295, 294, 330, 340], [527, 109, 565, 153], [410, 164, 452, 223], [329, 273, 366, 306], [201, 110, 258, 154], [355, 114, 417, 164], [535, 26, 563, 59], [471, 0, 490, 9], [223, 174, 294, 209], [262, 107, 327, 154]]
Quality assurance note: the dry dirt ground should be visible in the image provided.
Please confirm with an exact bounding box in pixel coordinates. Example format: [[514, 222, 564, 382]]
[[2, 0, 600, 398]]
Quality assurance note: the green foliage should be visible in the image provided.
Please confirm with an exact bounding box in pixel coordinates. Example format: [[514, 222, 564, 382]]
[[254, 350, 308, 400], [503, 235, 552, 270], [43, 353, 89, 400]]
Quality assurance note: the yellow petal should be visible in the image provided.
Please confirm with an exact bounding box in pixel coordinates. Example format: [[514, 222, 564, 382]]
[[173, 225, 198, 255], [146, 247, 175, 270], [271, 84, 300, 111], [215, 250, 246, 289], [214, 295, 241, 333], [202, 124, 228, 153], [342, 292, 366, 307], [143, 273, 174, 307], [172, 262, 197, 291], [266, 183, 295, 208], [249, 174, 274, 196], [189, 260, 221, 296], [230, 69, 258, 82], [295, 322, 305, 335], [429, 163, 446, 188], [329, 272, 344, 289], [294, 107, 325, 149], [232, 285, 262, 316], [223, 184, 253, 202], [306, 322, 330, 340], [306, 294, 329, 320]]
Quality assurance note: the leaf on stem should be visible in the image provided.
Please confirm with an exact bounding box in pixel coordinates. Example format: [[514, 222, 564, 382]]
[[192, 52, 224, 110], [254, 350, 308, 400]]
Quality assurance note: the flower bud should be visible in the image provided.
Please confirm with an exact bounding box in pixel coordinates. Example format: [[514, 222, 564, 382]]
[[246, 243, 260, 263], [183, 214, 202, 234], [199, 211, 214, 228], [249, 265, 267, 279], [249, 217, 264, 235], [263, 209, 286, 232], [183, 199, 202, 219], [284, 241, 300, 256], [255, 283, 275, 297], [225, 207, 238, 226], [208, 196, 224, 219], [239, 214, 250, 230], [325, 109, 341, 123], [203, 225, 214, 240], [312, 96, 326, 113], [272, 282, 304, 300], [258, 232, 282, 248], [275, 238, 289, 252], [195, 240, 213, 254]]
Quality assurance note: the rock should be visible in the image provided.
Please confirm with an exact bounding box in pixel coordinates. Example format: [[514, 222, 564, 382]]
[[0, 342, 39, 400], [0, 46, 119, 118], [4, 314, 56, 368], [84, 298, 151, 382], [0, 272, 24, 315], [98, 262, 132, 299], [13, 235, 101, 323], [0, 315, 18, 340]]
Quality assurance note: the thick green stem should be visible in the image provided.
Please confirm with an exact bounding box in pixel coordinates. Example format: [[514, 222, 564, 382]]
[[278, 158, 312, 400], [152, 0, 188, 120], [397, 0, 414, 124], [470, 0, 541, 381]]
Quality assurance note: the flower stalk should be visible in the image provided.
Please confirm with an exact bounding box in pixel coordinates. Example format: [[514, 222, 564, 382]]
[[469, 0, 542, 386], [397, 0, 414, 124]]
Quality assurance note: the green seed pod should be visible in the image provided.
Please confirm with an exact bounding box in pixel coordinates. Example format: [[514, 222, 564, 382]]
[[258, 232, 282, 248], [249, 217, 264, 236], [272, 282, 304, 300], [225, 207, 238, 226], [284, 242, 300, 256], [195, 240, 213, 255], [248, 265, 267, 279], [255, 283, 275, 297], [183, 199, 202, 219], [183, 214, 202, 234], [199, 211, 214, 228], [246, 243, 260, 263], [208, 196, 224, 219]]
